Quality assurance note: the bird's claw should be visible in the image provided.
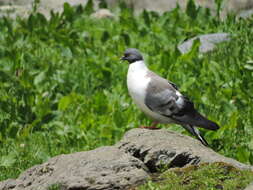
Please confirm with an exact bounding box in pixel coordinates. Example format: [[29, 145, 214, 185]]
[[139, 126, 160, 130]]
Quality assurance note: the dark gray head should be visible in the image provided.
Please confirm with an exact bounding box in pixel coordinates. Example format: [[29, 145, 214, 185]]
[[121, 48, 143, 63]]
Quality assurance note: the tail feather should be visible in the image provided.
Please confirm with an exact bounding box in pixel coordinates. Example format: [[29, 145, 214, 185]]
[[182, 125, 209, 146], [172, 110, 220, 131], [194, 112, 220, 131]]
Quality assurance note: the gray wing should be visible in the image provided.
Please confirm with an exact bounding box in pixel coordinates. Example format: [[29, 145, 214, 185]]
[[144, 75, 189, 115], [144, 79, 219, 131], [144, 83, 192, 118]]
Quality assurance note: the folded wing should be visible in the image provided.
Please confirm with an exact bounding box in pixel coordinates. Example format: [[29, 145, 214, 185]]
[[144, 80, 219, 131]]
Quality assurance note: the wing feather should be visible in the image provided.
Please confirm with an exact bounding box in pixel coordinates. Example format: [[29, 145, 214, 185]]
[[145, 80, 219, 131]]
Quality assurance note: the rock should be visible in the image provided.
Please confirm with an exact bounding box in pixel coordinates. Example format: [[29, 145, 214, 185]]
[[0, 1, 113, 19], [116, 128, 252, 171], [0, 5, 31, 18], [38, 0, 91, 19], [106, 0, 253, 18], [177, 33, 230, 54], [0, 0, 31, 5], [0, 128, 252, 190], [0, 0, 93, 19], [226, 0, 253, 14], [238, 9, 253, 19], [0, 146, 149, 190], [245, 182, 253, 190], [1, 0, 253, 19], [91, 9, 114, 19]]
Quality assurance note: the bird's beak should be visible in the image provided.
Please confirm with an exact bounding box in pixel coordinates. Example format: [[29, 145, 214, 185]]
[[120, 56, 126, 61]]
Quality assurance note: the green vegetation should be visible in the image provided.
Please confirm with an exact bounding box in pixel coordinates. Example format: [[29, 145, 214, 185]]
[[0, 0, 253, 184], [138, 162, 253, 190], [48, 184, 61, 190]]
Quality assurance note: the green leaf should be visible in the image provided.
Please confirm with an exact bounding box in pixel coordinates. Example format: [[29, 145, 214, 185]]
[[99, 0, 107, 8], [237, 148, 250, 163], [32, 12, 48, 26], [143, 10, 151, 27], [215, 0, 224, 17], [61, 47, 73, 58], [229, 111, 239, 129], [27, 14, 36, 31], [32, 0, 40, 12], [186, 0, 198, 19], [34, 71, 46, 86], [63, 3, 74, 21], [58, 95, 71, 111], [119, 0, 128, 10], [121, 32, 130, 46], [180, 38, 200, 61], [0, 153, 16, 167], [101, 31, 110, 43], [75, 5, 84, 14], [180, 77, 196, 91], [84, 0, 94, 15], [244, 64, 253, 71], [189, 38, 201, 54]]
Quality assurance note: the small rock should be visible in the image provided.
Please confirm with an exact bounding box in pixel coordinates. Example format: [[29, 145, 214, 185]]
[[91, 8, 114, 19], [244, 182, 253, 190], [177, 33, 230, 54], [0, 5, 31, 18], [238, 9, 253, 19]]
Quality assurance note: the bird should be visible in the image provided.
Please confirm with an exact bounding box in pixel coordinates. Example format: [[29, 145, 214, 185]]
[[121, 48, 220, 146]]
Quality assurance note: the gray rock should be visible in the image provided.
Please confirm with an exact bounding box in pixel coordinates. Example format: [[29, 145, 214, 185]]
[[100, 0, 253, 18], [245, 182, 253, 190], [0, 0, 93, 19], [38, 0, 91, 18], [238, 9, 253, 19], [0, 5, 31, 18], [0, 0, 31, 5], [91, 9, 115, 19], [0, 128, 252, 190], [117, 128, 253, 171], [0, 146, 149, 190], [1, 0, 253, 19], [177, 33, 230, 54]]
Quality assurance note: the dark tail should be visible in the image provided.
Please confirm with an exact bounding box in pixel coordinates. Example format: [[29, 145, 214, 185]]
[[172, 109, 220, 131], [182, 125, 209, 146], [194, 112, 220, 131]]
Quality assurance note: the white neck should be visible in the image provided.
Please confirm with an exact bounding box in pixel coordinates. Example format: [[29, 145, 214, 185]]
[[128, 60, 148, 73], [127, 59, 151, 116]]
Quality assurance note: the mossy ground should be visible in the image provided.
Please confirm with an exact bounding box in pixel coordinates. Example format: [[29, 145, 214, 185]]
[[137, 162, 253, 190]]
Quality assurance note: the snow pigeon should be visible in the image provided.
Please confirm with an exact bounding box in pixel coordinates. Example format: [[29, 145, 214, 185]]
[[121, 48, 220, 146]]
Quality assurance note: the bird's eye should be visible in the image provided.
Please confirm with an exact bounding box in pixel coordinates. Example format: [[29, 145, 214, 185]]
[[125, 53, 129, 57]]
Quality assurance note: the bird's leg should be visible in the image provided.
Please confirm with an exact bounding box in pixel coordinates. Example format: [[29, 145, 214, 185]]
[[139, 121, 160, 130]]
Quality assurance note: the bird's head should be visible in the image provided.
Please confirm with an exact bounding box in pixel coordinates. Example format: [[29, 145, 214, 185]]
[[121, 48, 143, 64]]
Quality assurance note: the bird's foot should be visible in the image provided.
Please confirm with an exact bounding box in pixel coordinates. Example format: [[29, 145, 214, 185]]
[[139, 126, 160, 130], [139, 121, 160, 130]]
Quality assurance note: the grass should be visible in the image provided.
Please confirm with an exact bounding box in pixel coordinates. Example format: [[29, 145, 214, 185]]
[[0, 0, 253, 185], [138, 162, 253, 190]]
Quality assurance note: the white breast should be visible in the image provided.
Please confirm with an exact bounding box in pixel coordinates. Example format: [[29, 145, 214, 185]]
[[127, 61, 150, 111], [127, 61, 174, 123]]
